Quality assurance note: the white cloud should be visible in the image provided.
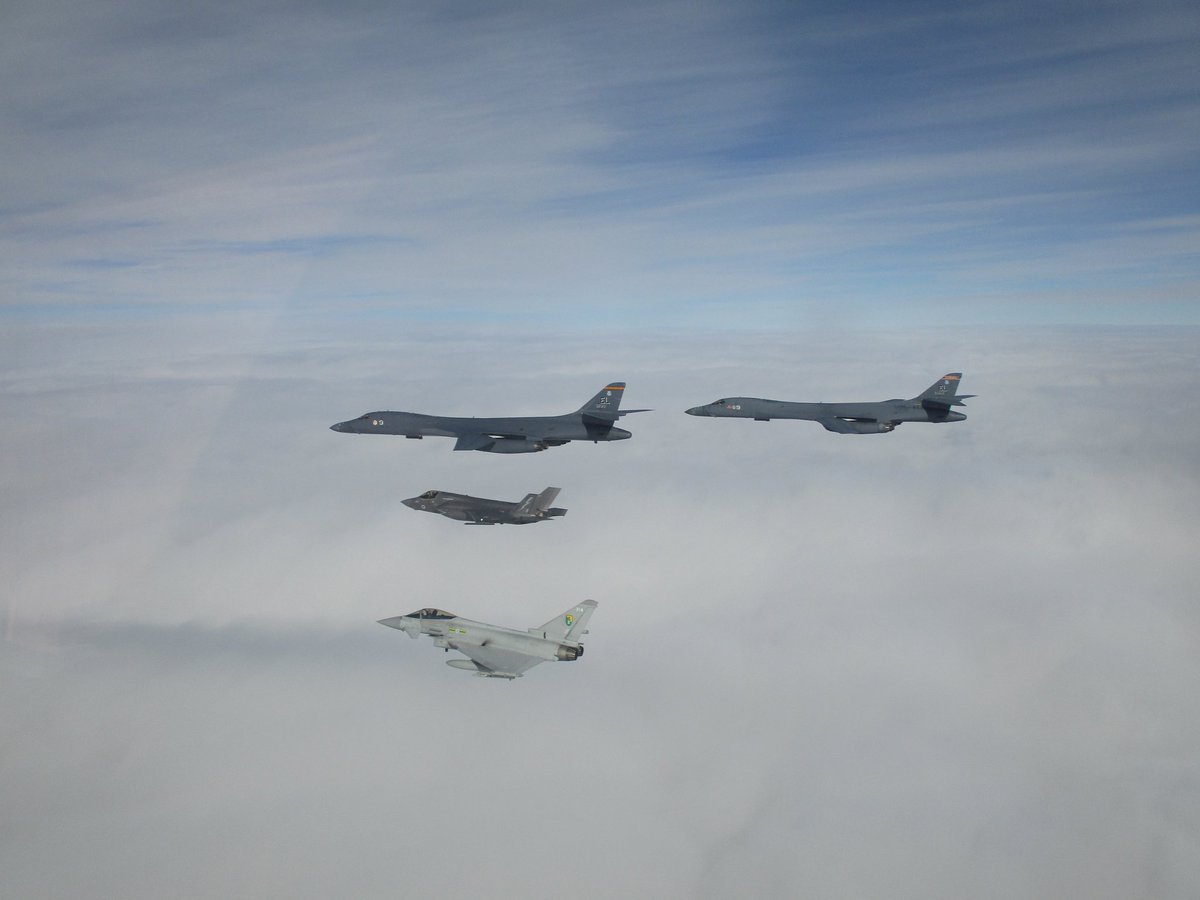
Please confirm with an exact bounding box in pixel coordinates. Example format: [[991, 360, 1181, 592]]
[[3, 320, 1199, 897]]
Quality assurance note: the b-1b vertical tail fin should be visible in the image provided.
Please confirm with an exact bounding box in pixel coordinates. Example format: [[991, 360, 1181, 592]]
[[576, 383, 627, 420], [514, 486, 561, 518], [532, 599, 598, 641], [914, 372, 974, 407]]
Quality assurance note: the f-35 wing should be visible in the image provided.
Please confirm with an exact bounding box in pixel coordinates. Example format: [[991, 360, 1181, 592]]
[[462, 510, 499, 525]]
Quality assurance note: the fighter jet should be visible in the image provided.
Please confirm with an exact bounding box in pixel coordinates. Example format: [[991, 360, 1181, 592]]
[[378, 600, 598, 679], [686, 373, 974, 434], [330, 383, 647, 453], [403, 487, 567, 525]]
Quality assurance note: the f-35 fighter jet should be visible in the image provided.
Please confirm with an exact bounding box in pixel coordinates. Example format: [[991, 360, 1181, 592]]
[[331, 383, 647, 453], [686, 373, 974, 434], [378, 600, 598, 679], [403, 487, 567, 525]]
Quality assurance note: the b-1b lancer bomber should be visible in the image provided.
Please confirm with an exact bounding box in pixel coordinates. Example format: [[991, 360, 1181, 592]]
[[378, 601, 598, 679], [403, 487, 567, 525], [331, 383, 647, 453], [686, 373, 974, 434]]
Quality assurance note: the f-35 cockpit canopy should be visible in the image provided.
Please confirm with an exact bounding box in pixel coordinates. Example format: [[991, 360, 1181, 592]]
[[419, 490, 440, 499]]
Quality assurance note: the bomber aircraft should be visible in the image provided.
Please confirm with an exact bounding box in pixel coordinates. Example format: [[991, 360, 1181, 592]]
[[378, 600, 598, 679], [685, 373, 974, 434], [402, 486, 567, 525], [331, 383, 647, 453]]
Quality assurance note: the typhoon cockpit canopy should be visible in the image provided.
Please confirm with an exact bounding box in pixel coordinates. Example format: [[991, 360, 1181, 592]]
[[407, 608, 456, 619]]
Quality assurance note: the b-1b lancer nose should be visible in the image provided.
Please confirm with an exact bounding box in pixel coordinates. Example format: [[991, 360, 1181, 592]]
[[684, 405, 709, 416], [330, 421, 351, 432]]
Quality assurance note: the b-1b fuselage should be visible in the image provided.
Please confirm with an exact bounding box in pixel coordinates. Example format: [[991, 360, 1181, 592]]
[[686, 373, 973, 434], [331, 383, 645, 453]]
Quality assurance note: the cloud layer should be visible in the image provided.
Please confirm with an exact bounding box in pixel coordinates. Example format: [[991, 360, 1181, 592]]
[[3, 320, 1198, 898]]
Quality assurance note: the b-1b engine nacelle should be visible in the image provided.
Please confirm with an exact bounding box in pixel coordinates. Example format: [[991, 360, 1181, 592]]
[[824, 419, 896, 434], [480, 438, 548, 453]]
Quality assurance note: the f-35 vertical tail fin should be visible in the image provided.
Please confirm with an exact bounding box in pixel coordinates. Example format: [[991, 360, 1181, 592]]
[[514, 486, 561, 518], [532, 599, 598, 641], [914, 372, 974, 407]]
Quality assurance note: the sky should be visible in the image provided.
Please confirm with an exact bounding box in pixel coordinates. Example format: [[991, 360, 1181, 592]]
[[2, 1, 1200, 898], [2, 0, 1197, 327]]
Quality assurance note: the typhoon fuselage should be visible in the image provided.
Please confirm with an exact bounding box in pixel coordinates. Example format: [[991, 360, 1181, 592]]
[[378, 602, 597, 679]]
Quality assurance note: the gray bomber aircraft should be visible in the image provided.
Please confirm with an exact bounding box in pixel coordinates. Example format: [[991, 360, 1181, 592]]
[[378, 600, 598, 679], [330, 383, 647, 453], [686, 373, 974, 434], [403, 486, 567, 525]]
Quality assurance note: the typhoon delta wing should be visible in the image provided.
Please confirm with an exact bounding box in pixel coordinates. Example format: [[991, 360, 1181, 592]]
[[685, 373, 974, 434], [378, 601, 598, 679], [402, 487, 566, 525], [331, 383, 648, 453]]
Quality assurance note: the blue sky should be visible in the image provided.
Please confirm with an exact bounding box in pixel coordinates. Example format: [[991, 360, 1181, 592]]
[[2, 0, 1197, 327]]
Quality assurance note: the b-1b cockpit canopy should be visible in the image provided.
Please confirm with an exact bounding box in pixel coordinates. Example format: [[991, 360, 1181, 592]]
[[407, 607, 456, 620]]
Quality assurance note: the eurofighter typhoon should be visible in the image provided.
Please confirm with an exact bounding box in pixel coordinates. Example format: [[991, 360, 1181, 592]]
[[331, 383, 647, 453], [686, 373, 974, 434], [403, 487, 566, 525], [378, 601, 598, 679]]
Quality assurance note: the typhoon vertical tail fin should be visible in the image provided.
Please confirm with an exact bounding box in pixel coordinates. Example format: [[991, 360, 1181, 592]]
[[532, 599, 598, 641], [914, 373, 974, 407]]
